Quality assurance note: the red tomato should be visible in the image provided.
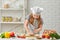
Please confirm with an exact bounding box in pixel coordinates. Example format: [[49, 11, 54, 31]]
[[42, 35, 45, 38], [47, 36, 50, 39], [10, 32, 15, 37]]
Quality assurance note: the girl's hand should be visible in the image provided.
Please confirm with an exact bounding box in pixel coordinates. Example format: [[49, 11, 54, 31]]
[[28, 32, 34, 36], [34, 29, 39, 33], [34, 26, 42, 33]]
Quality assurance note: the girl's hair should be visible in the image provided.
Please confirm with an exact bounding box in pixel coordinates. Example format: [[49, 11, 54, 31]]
[[29, 13, 43, 28]]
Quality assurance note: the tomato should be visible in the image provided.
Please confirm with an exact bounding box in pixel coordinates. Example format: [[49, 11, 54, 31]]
[[10, 32, 15, 37]]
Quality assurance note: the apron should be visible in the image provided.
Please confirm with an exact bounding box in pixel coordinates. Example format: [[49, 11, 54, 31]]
[[28, 19, 40, 34], [25, 14, 40, 34]]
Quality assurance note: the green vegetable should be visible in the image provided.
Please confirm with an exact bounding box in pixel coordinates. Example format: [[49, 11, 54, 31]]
[[54, 33, 60, 39], [50, 32, 60, 39], [50, 33, 55, 40], [0, 33, 5, 38]]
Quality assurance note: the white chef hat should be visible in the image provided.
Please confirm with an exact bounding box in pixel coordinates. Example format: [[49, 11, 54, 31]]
[[31, 7, 43, 15]]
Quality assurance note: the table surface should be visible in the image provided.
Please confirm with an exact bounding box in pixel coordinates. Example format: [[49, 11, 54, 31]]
[[0, 38, 60, 40]]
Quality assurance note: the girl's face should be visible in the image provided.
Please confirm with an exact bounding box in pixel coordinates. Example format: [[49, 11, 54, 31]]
[[33, 14, 39, 19]]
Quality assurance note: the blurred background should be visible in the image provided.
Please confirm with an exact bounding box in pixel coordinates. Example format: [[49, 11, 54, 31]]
[[0, 0, 60, 34]]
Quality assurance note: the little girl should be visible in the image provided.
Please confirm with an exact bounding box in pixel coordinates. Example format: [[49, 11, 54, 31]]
[[24, 7, 43, 35]]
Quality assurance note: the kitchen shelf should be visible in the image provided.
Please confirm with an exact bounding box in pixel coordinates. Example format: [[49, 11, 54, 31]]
[[0, 0, 27, 33], [0, 22, 24, 24], [0, 8, 24, 11]]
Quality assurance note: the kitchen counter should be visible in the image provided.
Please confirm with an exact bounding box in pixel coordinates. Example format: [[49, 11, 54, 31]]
[[0, 38, 60, 40], [0, 34, 60, 40]]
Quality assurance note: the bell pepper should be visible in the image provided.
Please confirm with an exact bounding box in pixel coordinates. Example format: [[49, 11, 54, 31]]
[[5, 32, 10, 38]]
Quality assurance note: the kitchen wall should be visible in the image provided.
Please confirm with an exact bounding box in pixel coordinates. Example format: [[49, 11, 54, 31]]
[[0, 11, 1, 32], [27, 0, 60, 33]]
